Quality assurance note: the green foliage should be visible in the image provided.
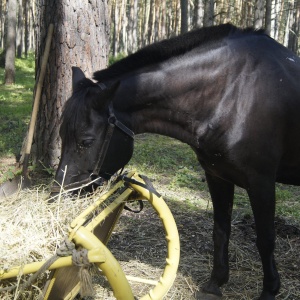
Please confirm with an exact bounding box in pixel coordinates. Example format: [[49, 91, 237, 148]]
[[39, 160, 56, 176], [276, 185, 300, 219], [0, 54, 35, 157], [109, 53, 127, 66]]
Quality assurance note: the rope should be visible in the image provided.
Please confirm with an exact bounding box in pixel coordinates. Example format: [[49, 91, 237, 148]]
[[0, 239, 94, 297], [72, 248, 94, 297]]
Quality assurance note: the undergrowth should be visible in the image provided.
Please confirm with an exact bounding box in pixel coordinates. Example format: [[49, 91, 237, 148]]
[[0, 53, 35, 158]]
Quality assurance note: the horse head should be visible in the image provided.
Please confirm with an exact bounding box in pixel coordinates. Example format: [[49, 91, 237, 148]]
[[52, 67, 134, 195]]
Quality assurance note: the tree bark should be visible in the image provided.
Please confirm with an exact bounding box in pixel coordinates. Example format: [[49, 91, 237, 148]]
[[31, 0, 110, 168], [5, 0, 17, 85]]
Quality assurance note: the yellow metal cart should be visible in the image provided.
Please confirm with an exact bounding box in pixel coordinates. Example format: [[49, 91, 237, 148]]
[[0, 172, 180, 300]]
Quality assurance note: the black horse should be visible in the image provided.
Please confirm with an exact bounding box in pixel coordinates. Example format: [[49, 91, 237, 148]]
[[54, 24, 300, 299]]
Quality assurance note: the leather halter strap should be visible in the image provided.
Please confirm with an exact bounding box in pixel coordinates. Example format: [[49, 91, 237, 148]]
[[91, 101, 134, 180], [53, 83, 134, 192]]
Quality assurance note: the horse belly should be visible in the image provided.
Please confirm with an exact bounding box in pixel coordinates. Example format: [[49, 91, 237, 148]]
[[277, 160, 300, 186]]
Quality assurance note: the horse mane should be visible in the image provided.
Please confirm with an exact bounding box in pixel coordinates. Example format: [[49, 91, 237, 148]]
[[94, 23, 266, 82]]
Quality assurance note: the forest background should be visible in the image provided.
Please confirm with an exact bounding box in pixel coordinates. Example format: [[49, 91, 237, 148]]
[[0, 0, 299, 67]]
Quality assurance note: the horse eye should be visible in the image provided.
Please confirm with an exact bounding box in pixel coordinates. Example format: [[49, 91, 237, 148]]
[[81, 139, 95, 148]]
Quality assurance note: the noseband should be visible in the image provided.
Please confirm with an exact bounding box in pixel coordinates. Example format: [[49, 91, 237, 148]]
[[52, 83, 134, 193]]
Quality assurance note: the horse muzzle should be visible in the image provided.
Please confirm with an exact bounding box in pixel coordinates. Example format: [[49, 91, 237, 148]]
[[49, 174, 107, 202]]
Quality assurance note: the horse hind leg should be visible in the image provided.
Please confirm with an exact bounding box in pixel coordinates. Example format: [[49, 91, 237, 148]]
[[197, 173, 234, 299], [247, 177, 280, 300]]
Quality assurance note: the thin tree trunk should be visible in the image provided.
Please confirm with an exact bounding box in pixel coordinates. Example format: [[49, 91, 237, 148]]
[[0, 0, 3, 49], [271, 0, 281, 39], [132, 0, 138, 51], [24, 0, 29, 57], [119, 0, 127, 54], [204, 0, 214, 26], [181, 0, 188, 33], [193, 0, 204, 27], [284, 0, 294, 47], [113, 0, 121, 56], [175, 0, 181, 34], [148, 0, 155, 43], [5, 0, 17, 85], [254, 0, 264, 29], [278, 0, 287, 43], [143, 0, 151, 45], [29, 0, 35, 52], [288, 0, 299, 53], [154, 0, 161, 42], [265, 0, 272, 34], [17, 0, 23, 58]]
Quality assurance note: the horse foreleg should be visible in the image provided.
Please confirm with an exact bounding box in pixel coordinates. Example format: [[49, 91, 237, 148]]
[[247, 178, 280, 300], [200, 173, 234, 298]]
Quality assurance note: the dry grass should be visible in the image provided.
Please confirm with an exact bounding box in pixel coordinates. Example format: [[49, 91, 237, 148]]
[[0, 184, 109, 299], [0, 177, 299, 300]]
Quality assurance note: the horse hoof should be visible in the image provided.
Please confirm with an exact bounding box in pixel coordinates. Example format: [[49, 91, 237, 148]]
[[201, 281, 223, 297], [195, 291, 222, 300], [258, 291, 276, 300]]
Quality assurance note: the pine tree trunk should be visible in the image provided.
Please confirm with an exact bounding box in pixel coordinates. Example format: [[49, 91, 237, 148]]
[[254, 0, 264, 29], [0, 0, 3, 49], [284, 0, 294, 47], [128, 0, 138, 53], [148, 0, 155, 43], [112, 0, 119, 56], [31, 0, 110, 168], [24, 0, 29, 57], [5, 0, 17, 85], [288, 0, 300, 54], [265, 0, 272, 34], [29, 0, 35, 52], [16, 0, 23, 58], [193, 0, 204, 27], [204, 0, 214, 26], [143, 0, 151, 45], [161, 0, 166, 38]]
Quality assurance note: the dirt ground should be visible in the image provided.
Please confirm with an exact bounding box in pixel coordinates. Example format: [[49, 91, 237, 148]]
[[95, 198, 300, 300]]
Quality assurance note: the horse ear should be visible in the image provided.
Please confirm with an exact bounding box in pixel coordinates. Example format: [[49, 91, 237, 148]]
[[90, 81, 120, 111], [72, 67, 86, 90]]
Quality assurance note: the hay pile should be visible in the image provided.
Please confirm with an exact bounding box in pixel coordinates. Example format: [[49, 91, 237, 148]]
[[0, 180, 300, 300], [0, 185, 107, 299]]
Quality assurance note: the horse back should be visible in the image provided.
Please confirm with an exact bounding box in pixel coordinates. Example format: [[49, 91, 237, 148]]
[[195, 34, 300, 187]]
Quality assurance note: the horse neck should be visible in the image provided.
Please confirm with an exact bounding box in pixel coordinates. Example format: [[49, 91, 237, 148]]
[[113, 70, 203, 148]]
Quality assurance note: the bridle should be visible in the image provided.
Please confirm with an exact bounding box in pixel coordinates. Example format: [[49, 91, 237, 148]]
[[51, 82, 134, 193]]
